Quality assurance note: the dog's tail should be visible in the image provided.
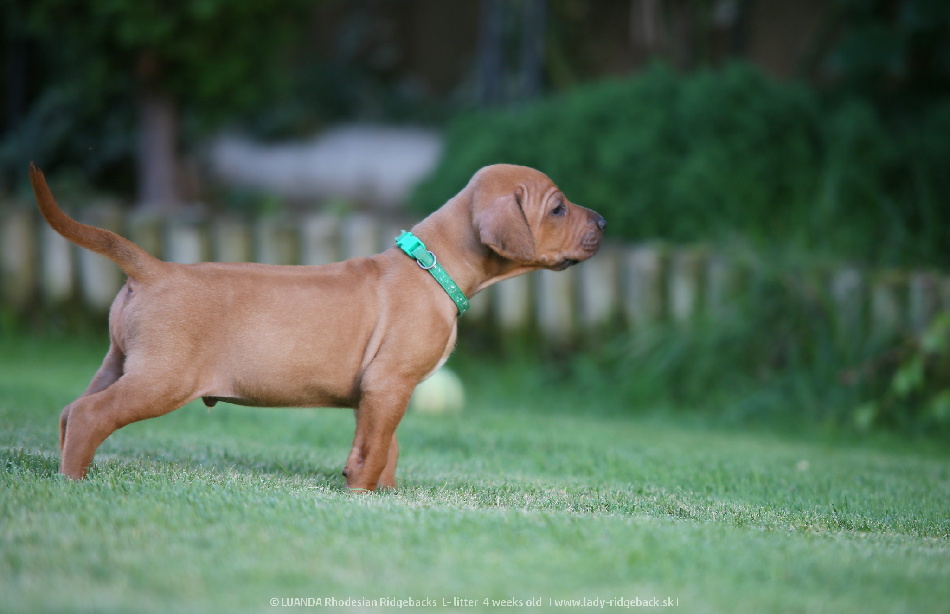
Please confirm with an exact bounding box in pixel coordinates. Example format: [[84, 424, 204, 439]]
[[29, 163, 164, 282]]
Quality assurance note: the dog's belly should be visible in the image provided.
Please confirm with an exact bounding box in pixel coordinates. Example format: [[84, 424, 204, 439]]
[[200, 381, 356, 407], [200, 394, 351, 409], [200, 362, 362, 410], [202, 396, 260, 408]]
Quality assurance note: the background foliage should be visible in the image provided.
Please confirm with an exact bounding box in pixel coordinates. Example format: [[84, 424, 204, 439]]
[[1, 0, 311, 194], [412, 61, 950, 269], [3, 1, 949, 437]]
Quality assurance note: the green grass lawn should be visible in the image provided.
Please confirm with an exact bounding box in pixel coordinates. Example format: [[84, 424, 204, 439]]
[[1, 333, 948, 613]]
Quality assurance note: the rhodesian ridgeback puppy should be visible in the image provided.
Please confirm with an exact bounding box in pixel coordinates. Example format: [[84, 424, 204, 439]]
[[29, 163, 605, 491]]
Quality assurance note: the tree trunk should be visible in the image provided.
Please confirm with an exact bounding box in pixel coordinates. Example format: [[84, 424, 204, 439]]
[[476, 0, 505, 107], [136, 51, 180, 210], [519, 0, 546, 102]]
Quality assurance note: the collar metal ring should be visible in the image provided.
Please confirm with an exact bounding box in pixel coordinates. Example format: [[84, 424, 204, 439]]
[[417, 250, 437, 270]]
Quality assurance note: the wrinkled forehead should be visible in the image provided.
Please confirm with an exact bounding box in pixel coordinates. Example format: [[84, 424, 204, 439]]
[[474, 164, 557, 197]]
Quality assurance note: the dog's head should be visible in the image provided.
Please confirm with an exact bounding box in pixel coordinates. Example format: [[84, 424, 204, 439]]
[[470, 164, 605, 271]]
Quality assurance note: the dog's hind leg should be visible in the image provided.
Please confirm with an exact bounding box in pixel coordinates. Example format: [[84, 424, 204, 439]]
[[59, 371, 194, 479], [60, 342, 125, 453], [83, 343, 125, 396]]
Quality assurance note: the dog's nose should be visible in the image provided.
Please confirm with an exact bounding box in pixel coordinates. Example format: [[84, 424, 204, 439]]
[[595, 216, 606, 232]]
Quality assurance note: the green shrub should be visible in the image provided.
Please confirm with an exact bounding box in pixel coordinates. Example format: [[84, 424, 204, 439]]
[[475, 254, 945, 437], [412, 61, 950, 268], [556, 265, 884, 430], [851, 313, 950, 435]]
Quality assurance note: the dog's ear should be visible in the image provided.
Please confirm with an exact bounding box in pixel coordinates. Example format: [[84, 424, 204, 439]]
[[474, 189, 536, 263]]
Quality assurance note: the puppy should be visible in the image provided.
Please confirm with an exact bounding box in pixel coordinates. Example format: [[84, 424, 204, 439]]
[[29, 163, 605, 490]]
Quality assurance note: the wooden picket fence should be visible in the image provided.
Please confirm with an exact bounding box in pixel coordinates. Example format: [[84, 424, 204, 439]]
[[2, 201, 949, 340]]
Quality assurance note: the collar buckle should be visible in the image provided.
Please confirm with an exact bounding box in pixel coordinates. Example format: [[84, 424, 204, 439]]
[[395, 231, 470, 316]]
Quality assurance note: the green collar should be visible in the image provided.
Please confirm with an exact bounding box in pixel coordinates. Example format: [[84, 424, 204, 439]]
[[395, 231, 470, 316]]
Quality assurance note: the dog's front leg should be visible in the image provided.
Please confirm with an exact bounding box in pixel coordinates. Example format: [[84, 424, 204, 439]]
[[343, 387, 410, 492], [378, 433, 399, 489]]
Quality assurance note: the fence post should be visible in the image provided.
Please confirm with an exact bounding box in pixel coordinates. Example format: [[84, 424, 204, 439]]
[[908, 273, 940, 334], [40, 220, 74, 304], [126, 212, 165, 261], [77, 203, 124, 312], [255, 217, 298, 265], [493, 275, 531, 331], [299, 214, 341, 266], [340, 215, 380, 260], [706, 253, 740, 321], [621, 245, 663, 328], [535, 268, 576, 342], [466, 286, 491, 320], [1, 207, 36, 309], [165, 216, 207, 264], [212, 217, 253, 263], [578, 247, 618, 329], [380, 220, 407, 255], [668, 248, 705, 324], [830, 267, 864, 336], [870, 272, 904, 340], [941, 276, 950, 314]]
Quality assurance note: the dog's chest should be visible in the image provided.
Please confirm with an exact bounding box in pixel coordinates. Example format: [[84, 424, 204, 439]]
[[424, 322, 458, 380]]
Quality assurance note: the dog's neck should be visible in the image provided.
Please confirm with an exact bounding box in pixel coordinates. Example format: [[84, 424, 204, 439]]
[[408, 198, 539, 299]]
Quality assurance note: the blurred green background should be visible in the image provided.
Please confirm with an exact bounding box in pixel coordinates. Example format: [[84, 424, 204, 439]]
[[2, 0, 949, 437]]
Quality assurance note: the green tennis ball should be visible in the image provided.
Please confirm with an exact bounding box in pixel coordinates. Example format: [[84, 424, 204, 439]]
[[410, 367, 465, 414]]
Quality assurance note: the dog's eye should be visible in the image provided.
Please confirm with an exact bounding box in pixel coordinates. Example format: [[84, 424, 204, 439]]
[[551, 202, 566, 217]]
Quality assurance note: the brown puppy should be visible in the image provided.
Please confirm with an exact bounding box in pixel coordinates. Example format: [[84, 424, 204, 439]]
[[29, 163, 605, 491]]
